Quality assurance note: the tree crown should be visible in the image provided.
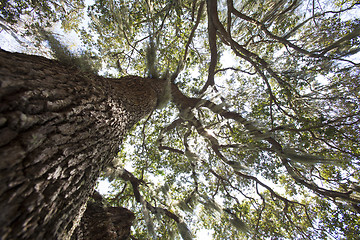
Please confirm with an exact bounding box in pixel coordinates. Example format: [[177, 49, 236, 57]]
[[1, 0, 360, 239]]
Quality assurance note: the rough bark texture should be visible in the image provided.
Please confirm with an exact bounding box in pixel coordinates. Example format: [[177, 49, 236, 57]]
[[71, 192, 134, 240], [0, 49, 165, 239]]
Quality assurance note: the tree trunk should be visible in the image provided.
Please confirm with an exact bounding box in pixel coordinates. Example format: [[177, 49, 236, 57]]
[[71, 192, 134, 240], [0, 49, 165, 239]]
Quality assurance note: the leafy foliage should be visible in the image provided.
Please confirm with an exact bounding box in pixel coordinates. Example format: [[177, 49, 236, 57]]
[[2, 0, 360, 239]]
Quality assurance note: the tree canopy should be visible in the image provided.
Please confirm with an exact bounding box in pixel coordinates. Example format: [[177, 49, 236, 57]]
[[1, 0, 360, 239]]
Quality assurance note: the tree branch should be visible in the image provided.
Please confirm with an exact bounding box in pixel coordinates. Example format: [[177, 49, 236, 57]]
[[199, 0, 218, 93]]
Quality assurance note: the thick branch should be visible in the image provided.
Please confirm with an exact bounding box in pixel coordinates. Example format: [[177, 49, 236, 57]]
[[199, 0, 218, 93]]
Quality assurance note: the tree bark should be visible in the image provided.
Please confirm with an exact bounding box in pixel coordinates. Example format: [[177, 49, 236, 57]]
[[0, 49, 165, 239], [71, 192, 134, 240]]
